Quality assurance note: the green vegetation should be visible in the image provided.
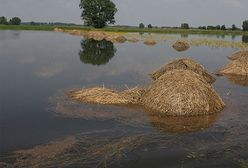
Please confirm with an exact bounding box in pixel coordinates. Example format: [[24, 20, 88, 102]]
[[0, 16, 8, 25], [79, 0, 117, 28], [139, 23, 145, 28], [148, 24, 153, 29], [181, 23, 189, 29], [1, 24, 248, 35], [243, 20, 248, 31], [9, 17, 21, 25]]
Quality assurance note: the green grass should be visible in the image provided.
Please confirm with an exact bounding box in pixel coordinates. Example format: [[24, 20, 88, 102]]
[[1, 24, 248, 35]]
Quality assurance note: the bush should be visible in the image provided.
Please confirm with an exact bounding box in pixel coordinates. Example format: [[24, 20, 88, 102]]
[[148, 24, 153, 28]]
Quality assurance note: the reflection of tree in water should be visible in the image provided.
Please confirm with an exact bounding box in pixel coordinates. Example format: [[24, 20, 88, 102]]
[[242, 35, 248, 43], [79, 39, 117, 66]]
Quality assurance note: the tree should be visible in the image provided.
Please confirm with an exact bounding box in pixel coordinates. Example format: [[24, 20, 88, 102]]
[[79, 39, 116, 66], [243, 20, 248, 31], [181, 23, 189, 29], [79, 0, 117, 28], [215, 25, 221, 30], [231, 24, 237, 31], [9, 17, 21, 25], [148, 24, 153, 28], [0, 16, 8, 25], [221, 25, 226, 30], [139, 23, 145, 28]]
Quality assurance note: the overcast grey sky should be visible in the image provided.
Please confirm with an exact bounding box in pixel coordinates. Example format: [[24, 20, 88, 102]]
[[0, 0, 247, 27]]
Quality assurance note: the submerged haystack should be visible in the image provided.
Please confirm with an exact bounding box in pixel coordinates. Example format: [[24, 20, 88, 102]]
[[70, 87, 145, 105], [223, 74, 248, 86], [172, 40, 190, 52], [141, 70, 225, 116], [144, 39, 157, 46], [128, 38, 139, 43], [150, 58, 216, 83], [219, 51, 248, 76]]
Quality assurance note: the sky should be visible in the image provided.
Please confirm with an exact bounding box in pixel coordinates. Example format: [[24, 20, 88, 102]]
[[0, 0, 247, 27]]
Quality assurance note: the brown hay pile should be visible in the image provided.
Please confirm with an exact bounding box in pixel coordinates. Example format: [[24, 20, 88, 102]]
[[228, 50, 248, 60], [141, 70, 225, 116], [150, 58, 216, 83], [105, 34, 127, 43], [70, 87, 146, 105], [144, 39, 157, 46], [84, 31, 106, 41], [128, 38, 139, 43], [149, 113, 219, 133], [172, 40, 190, 52], [218, 56, 248, 76]]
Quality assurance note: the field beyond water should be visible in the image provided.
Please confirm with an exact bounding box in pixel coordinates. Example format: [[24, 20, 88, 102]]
[[1, 24, 248, 35]]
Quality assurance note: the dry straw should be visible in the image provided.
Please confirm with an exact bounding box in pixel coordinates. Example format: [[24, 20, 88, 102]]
[[228, 50, 248, 60], [144, 39, 157, 46], [141, 70, 225, 116], [219, 51, 248, 76], [150, 58, 216, 83], [172, 40, 190, 52], [69, 87, 146, 106]]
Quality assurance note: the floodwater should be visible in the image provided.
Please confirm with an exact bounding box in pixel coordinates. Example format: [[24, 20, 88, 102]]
[[0, 30, 248, 168]]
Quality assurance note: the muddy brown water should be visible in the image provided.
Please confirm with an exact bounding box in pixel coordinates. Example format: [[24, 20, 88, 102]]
[[0, 30, 247, 168]]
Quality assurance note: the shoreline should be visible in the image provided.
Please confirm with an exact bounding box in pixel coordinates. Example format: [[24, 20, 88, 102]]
[[1, 25, 248, 36]]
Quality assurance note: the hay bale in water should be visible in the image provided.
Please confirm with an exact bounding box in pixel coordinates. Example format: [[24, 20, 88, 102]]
[[150, 58, 216, 84], [218, 57, 248, 76], [144, 39, 157, 46], [228, 50, 248, 60], [149, 113, 219, 133], [54, 28, 64, 32], [70, 87, 146, 105], [85, 31, 106, 41], [105, 35, 127, 43], [172, 40, 190, 52], [141, 70, 225, 116], [128, 38, 139, 43]]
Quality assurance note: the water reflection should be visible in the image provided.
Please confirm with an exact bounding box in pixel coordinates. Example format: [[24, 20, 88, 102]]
[[224, 74, 248, 86], [79, 39, 117, 66], [242, 35, 248, 43], [148, 113, 220, 133]]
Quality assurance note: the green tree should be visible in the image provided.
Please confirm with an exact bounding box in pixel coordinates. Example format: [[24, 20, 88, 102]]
[[243, 20, 248, 31], [231, 24, 237, 31], [139, 23, 145, 28], [181, 23, 189, 29], [0, 16, 8, 25], [9, 17, 21, 25], [148, 24, 153, 28], [221, 25, 226, 30], [79, 39, 116, 66], [79, 0, 117, 28], [215, 25, 221, 30]]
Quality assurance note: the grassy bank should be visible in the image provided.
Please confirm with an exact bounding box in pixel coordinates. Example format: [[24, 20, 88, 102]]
[[1, 25, 248, 35]]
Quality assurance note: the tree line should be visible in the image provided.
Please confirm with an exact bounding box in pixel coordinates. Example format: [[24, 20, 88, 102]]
[[0, 16, 21, 25], [79, 0, 248, 32]]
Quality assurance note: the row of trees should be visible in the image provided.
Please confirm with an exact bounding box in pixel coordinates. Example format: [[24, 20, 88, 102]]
[[0, 16, 21, 25], [139, 23, 153, 28]]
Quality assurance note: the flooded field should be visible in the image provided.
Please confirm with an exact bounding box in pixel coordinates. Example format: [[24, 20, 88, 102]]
[[0, 30, 248, 168]]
